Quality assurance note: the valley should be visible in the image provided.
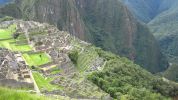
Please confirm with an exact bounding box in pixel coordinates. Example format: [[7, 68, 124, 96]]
[[121, 0, 178, 82]]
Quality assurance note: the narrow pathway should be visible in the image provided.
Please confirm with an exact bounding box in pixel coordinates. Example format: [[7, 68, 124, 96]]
[[41, 64, 57, 71]]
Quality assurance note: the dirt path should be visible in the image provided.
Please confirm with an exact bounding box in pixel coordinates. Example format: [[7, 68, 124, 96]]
[[41, 64, 56, 71]]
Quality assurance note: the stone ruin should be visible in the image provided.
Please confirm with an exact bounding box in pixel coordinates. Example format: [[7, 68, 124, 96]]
[[0, 48, 33, 89], [15, 21, 76, 76], [0, 20, 110, 98]]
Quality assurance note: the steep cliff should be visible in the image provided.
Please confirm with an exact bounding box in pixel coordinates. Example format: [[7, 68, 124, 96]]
[[0, 0, 168, 73], [75, 0, 168, 73], [121, 0, 178, 64], [121, 0, 178, 83]]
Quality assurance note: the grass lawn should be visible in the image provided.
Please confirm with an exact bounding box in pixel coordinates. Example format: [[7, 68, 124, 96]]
[[33, 72, 62, 91], [0, 29, 13, 39], [0, 87, 52, 100], [10, 44, 32, 51], [0, 24, 32, 51], [50, 66, 61, 74], [0, 41, 32, 51], [0, 39, 15, 48], [22, 53, 51, 67], [0, 24, 16, 39]]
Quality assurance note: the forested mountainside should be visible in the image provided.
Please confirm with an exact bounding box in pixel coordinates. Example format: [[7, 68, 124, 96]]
[[121, 0, 178, 83], [0, 0, 168, 73], [121, 0, 177, 23], [149, 1, 178, 64], [161, 64, 178, 82], [0, 20, 178, 100], [122, 0, 178, 63], [121, 0, 162, 23]]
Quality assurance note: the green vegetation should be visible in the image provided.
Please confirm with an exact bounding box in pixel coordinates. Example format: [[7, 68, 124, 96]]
[[33, 72, 61, 91], [0, 39, 15, 47], [74, 46, 98, 72], [0, 87, 51, 100], [0, 30, 13, 39], [68, 50, 79, 64], [162, 64, 178, 82], [0, 24, 32, 51], [142, 1, 178, 64], [121, 0, 164, 23], [88, 49, 178, 99], [149, 13, 178, 64], [0, 16, 13, 22], [0, 41, 32, 52], [23, 53, 51, 67], [50, 67, 61, 75], [121, 0, 178, 65], [10, 44, 32, 51], [0, 24, 16, 39], [51, 70, 61, 75], [0, 24, 51, 66]]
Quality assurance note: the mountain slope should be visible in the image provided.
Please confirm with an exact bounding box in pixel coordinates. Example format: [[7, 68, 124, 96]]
[[148, 1, 178, 64], [121, 0, 178, 82], [0, 0, 168, 73], [0, 20, 178, 99], [121, 0, 178, 63], [162, 64, 178, 82], [121, 0, 162, 23], [121, 0, 177, 23]]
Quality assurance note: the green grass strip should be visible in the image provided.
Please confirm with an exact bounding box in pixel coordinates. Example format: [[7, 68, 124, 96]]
[[33, 72, 62, 91], [22, 52, 51, 67], [0, 87, 51, 100]]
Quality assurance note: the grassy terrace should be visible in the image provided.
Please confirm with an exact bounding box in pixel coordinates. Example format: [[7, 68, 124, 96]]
[[0, 24, 59, 95], [22, 52, 51, 67], [77, 46, 98, 72], [0, 24, 16, 39], [0, 24, 51, 67], [33, 72, 62, 91], [0, 87, 52, 100], [0, 24, 32, 52], [50, 68, 61, 75]]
